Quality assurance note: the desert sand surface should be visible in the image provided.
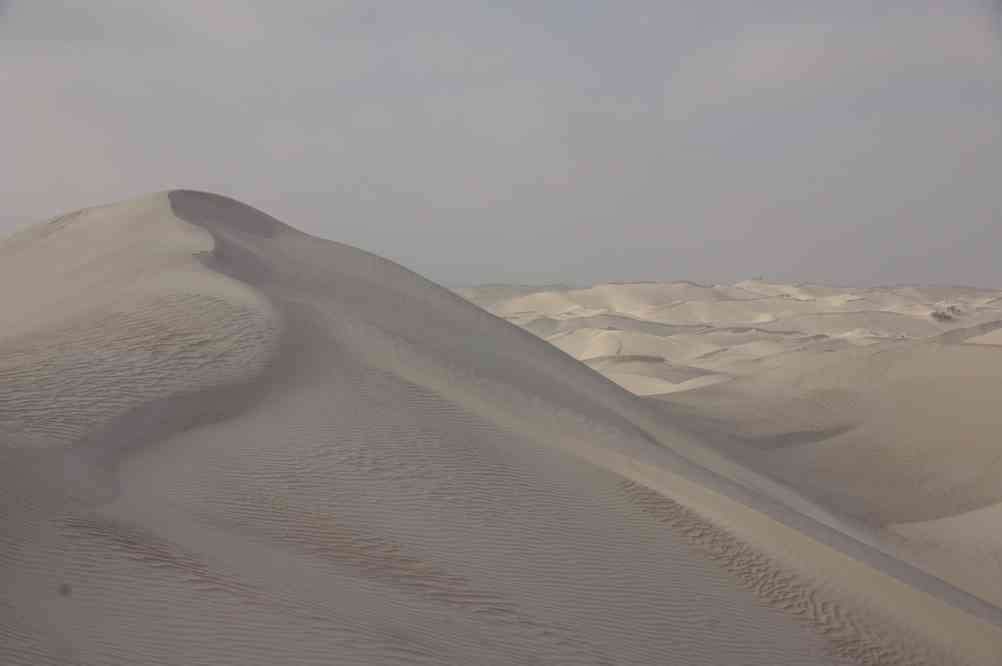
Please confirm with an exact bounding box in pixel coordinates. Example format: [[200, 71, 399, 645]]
[[463, 277, 1002, 639], [2, 194, 1001, 665], [461, 280, 1002, 396]]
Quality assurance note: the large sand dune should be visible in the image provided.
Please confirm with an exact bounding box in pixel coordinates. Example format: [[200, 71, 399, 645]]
[[464, 276, 1002, 646], [3, 193, 1002, 664], [655, 341, 1002, 614]]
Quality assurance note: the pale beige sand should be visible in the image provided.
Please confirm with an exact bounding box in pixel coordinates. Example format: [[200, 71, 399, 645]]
[[463, 275, 1002, 659], [4, 193, 1002, 665], [547, 328, 723, 364], [652, 341, 1002, 614], [599, 370, 727, 396], [581, 354, 729, 396], [968, 328, 1002, 345], [492, 282, 760, 320], [890, 502, 1002, 613], [463, 278, 1002, 401]]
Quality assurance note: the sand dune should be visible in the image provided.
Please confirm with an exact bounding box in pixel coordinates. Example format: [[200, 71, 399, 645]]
[[650, 338, 1002, 614], [464, 274, 1002, 661], [4, 193, 1002, 664], [584, 356, 728, 396], [466, 280, 1002, 620], [464, 278, 1002, 397], [491, 282, 760, 319], [547, 328, 722, 364]]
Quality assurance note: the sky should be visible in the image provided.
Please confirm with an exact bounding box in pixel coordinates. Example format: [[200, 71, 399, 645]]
[[2, 1, 1000, 287]]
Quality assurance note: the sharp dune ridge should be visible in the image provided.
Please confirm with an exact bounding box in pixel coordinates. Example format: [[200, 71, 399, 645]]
[[2, 192, 1001, 664]]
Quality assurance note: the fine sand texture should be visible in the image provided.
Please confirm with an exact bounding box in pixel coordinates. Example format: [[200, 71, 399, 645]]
[[463, 278, 1002, 634], [3, 193, 1002, 665]]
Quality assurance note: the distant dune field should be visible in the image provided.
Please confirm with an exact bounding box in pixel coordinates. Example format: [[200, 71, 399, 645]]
[[461, 274, 1002, 639], [2, 193, 1001, 665]]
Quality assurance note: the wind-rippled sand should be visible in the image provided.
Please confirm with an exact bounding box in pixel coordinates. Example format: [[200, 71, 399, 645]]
[[2, 192, 1000, 664], [463, 277, 1002, 629]]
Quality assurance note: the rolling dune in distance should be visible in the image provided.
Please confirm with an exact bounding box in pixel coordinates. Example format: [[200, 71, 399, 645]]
[[3, 192, 1002, 664], [463, 274, 1002, 662]]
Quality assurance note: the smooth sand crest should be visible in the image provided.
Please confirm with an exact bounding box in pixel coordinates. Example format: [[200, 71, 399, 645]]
[[3, 193, 1001, 664]]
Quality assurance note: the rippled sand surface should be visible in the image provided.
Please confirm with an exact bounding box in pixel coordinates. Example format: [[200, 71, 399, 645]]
[[464, 276, 1002, 615], [2, 192, 1000, 664]]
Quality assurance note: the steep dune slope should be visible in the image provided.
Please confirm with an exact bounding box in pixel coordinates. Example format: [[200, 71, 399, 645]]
[[655, 339, 1002, 611], [3, 193, 1001, 665]]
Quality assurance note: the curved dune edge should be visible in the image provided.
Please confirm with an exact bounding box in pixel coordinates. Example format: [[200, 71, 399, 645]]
[[101, 192, 1002, 662], [641, 338, 1002, 616], [3, 191, 1001, 664], [469, 278, 1002, 621], [340, 305, 1002, 665], [890, 502, 1002, 612], [0, 194, 283, 519]]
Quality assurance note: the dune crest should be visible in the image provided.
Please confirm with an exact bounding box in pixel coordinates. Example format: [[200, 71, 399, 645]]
[[3, 192, 1001, 664]]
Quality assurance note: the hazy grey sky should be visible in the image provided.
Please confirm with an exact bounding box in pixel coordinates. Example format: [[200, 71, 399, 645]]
[[2, 2, 1000, 287]]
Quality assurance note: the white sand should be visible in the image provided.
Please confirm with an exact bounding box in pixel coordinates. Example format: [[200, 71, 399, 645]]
[[3, 192, 1002, 664]]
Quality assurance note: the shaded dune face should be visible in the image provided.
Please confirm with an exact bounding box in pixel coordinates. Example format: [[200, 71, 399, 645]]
[[461, 269, 1002, 621], [659, 341, 1002, 614], [1, 192, 999, 665]]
